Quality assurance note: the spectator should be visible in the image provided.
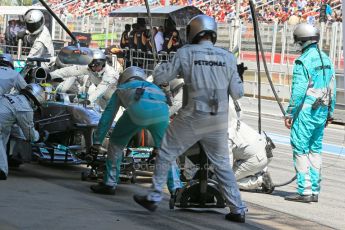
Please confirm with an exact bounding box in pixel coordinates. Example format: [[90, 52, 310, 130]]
[[288, 12, 301, 25], [297, 0, 308, 11], [163, 29, 182, 53], [154, 26, 164, 53], [45, 0, 342, 24], [141, 29, 153, 52], [135, 23, 146, 51], [129, 23, 138, 50], [325, 1, 333, 21], [306, 14, 316, 25], [120, 24, 131, 49]]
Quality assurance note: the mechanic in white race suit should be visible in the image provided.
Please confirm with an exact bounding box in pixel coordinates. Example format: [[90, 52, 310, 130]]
[[50, 49, 119, 109], [228, 99, 275, 193], [18, 10, 54, 62], [0, 84, 46, 180], [0, 53, 27, 95], [133, 15, 247, 223]]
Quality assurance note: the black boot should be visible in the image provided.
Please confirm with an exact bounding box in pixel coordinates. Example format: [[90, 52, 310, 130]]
[[311, 194, 318, 202], [90, 182, 116, 195], [284, 194, 312, 203], [133, 195, 158, 212], [225, 212, 245, 223], [0, 170, 7, 180], [261, 172, 275, 194]]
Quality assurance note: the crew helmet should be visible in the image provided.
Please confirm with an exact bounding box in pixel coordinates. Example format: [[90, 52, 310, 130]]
[[24, 9, 45, 35], [118, 66, 147, 84], [186, 14, 217, 44], [0, 53, 14, 69], [293, 23, 320, 49], [88, 49, 107, 71], [21, 83, 46, 106]]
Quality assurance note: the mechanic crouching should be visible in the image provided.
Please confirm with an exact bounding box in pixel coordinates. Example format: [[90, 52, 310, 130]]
[[228, 99, 275, 193], [0, 84, 47, 180], [90, 66, 181, 195], [50, 49, 119, 109]]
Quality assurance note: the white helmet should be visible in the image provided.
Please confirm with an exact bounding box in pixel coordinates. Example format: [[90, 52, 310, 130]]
[[293, 23, 320, 49], [0, 53, 14, 69], [21, 83, 46, 106], [24, 9, 45, 35], [118, 66, 147, 84], [186, 14, 217, 44]]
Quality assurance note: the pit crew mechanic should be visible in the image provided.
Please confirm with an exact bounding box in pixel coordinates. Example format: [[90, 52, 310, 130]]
[[133, 15, 247, 223]]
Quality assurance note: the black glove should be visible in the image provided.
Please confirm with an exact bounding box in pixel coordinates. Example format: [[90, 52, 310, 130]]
[[79, 99, 91, 105], [16, 31, 27, 40], [37, 130, 49, 143], [237, 63, 247, 82], [325, 117, 334, 127], [147, 148, 158, 164], [90, 144, 102, 154]]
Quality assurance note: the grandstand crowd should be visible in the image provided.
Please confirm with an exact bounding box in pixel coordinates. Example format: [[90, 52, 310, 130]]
[[48, 0, 342, 24]]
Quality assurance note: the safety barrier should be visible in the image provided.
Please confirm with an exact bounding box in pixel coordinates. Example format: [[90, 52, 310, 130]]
[[116, 45, 344, 112], [2, 15, 343, 112], [0, 44, 30, 59], [122, 49, 175, 76]]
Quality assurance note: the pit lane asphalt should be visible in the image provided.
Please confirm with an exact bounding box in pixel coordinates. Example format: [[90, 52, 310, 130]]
[[1, 112, 344, 230]]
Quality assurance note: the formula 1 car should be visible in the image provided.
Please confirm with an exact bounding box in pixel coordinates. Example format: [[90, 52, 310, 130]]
[[8, 58, 105, 169]]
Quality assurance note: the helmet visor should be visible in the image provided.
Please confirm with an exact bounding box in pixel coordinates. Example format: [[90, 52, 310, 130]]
[[89, 59, 106, 68], [26, 18, 44, 33]]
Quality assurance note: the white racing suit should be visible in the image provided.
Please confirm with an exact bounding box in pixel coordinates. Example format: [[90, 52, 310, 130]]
[[0, 66, 29, 163], [24, 26, 54, 68], [148, 40, 247, 214], [0, 94, 39, 176], [0, 66, 27, 94], [228, 112, 271, 190], [50, 64, 119, 109]]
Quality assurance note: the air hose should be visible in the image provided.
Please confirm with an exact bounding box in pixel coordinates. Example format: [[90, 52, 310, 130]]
[[249, 0, 295, 188]]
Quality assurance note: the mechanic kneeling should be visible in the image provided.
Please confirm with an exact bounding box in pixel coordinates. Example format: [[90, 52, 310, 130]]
[[0, 84, 47, 180], [50, 49, 119, 109], [228, 99, 275, 193]]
